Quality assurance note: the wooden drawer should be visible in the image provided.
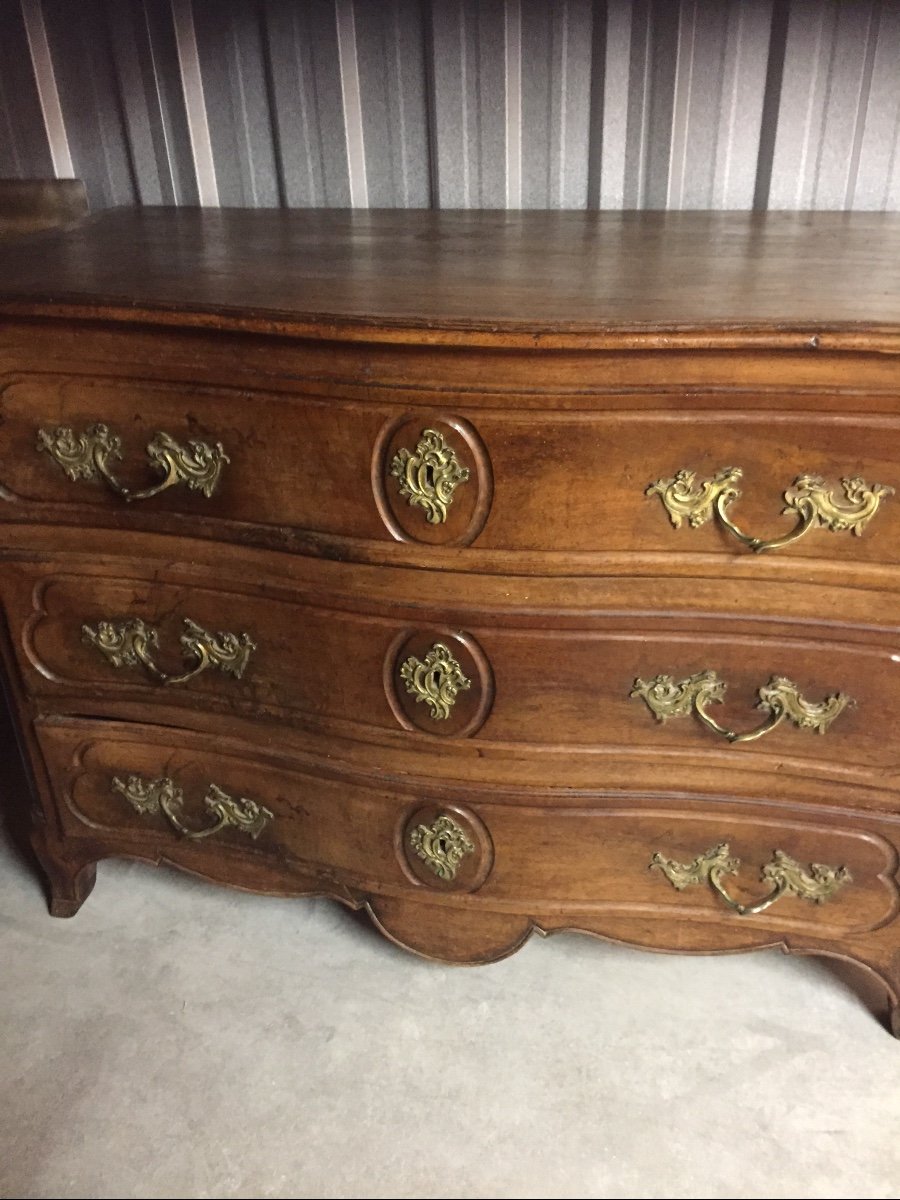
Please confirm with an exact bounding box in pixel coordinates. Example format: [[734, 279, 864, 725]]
[[453, 406, 900, 563], [7, 557, 900, 802], [35, 717, 900, 957], [0, 372, 393, 543], [3, 371, 900, 567]]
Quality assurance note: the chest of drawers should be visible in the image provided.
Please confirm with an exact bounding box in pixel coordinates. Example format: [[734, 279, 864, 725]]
[[3, 208, 900, 1035]]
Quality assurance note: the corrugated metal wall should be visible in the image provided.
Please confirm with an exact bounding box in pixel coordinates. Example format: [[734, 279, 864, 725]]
[[2, 0, 899, 212]]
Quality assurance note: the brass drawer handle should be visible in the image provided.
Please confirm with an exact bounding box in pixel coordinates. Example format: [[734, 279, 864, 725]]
[[83, 617, 255, 686], [113, 773, 272, 841], [390, 428, 469, 524], [647, 467, 892, 553], [631, 670, 853, 743], [651, 843, 851, 916], [37, 424, 228, 501]]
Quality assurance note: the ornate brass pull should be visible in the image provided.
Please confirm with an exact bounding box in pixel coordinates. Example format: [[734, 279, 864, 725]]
[[650, 843, 851, 916], [409, 813, 475, 881], [646, 467, 892, 553], [37, 424, 228, 501], [83, 617, 255, 686], [631, 670, 853, 743], [399, 641, 471, 720], [113, 774, 272, 840], [390, 428, 469, 524]]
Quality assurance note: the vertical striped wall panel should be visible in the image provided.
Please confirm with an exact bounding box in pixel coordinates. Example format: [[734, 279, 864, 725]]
[[1, 0, 898, 212]]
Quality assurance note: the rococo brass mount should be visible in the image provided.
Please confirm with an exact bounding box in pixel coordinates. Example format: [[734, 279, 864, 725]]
[[37, 424, 229, 501], [390, 428, 469, 524], [646, 466, 893, 553], [113, 773, 273, 841], [399, 641, 471, 720], [408, 813, 475, 881], [650, 843, 851, 916], [83, 617, 255, 686], [630, 670, 853, 743]]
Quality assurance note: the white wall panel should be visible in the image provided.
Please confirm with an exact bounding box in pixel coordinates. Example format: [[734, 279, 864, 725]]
[[1, 0, 898, 212]]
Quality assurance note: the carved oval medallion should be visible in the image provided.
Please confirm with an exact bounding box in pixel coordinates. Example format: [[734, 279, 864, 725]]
[[372, 412, 493, 546], [398, 802, 494, 893], [385, 627, 494, 737]]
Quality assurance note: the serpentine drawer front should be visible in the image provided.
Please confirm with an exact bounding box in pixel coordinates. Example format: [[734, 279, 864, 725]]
[[11, 558, 900, 797], [33, 718, 900, 948], [4, 207, 900, 1037], [2, 372, 900, 567]]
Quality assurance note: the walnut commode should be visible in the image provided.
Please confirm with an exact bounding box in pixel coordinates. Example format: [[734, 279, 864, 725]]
[[2, 208, 900, 1036]]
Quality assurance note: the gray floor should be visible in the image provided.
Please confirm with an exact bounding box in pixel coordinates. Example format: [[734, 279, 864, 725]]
[[2, 817, 900, 1200]]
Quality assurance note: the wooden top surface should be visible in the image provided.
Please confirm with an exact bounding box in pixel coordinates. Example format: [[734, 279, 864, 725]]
[[0, 207, 898, 348]]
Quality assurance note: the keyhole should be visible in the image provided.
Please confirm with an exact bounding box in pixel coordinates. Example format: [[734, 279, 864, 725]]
[[425, 464, 436, 490]]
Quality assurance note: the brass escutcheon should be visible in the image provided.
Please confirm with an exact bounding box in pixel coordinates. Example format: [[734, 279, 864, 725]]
[[83, 617, 255, 686], [408, 813, 475, 881], [650, 842, 851, 915], [630, 670, 853, 743], [389, 428, 470, 524], [113, 774, 272, 841], [37, 424, 228, 501], [399, 641, 471, 720], [646, 467, 893, 553]]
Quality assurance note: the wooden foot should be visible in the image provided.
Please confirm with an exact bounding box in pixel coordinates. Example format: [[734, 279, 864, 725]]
[[47, 860, 97, 917], [814, 949, 900, 1039], [30, 826, 97, 917], [852, 955, 900, 1040]]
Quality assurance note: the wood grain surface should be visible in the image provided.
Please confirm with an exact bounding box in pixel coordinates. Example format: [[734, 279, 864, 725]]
[[0, 209, 899, 344]]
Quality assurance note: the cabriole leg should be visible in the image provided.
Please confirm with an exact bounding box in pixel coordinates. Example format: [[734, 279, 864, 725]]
[[30, 826, 97, 917]]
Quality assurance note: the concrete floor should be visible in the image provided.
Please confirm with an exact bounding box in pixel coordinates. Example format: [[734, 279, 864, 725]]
[[3, 816, 900, 1200]]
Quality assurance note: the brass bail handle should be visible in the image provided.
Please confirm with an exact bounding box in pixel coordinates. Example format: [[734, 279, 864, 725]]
[[693, 689, 785, 745], [630, 670, 853, 743], [113, 774, 272, 841], [37, 424, 229, 502], [82, 617, 255, 687], [650, 843, 852, 916], [646, 467, 893, 554]]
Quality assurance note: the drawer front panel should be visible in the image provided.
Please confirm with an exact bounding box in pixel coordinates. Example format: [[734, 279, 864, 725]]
[[10, 561, 900, 789], [477, 409, 900, 560], [4, 372, 900, 566], [36, 718, 900, 940], [0, 373, 391, 539]]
